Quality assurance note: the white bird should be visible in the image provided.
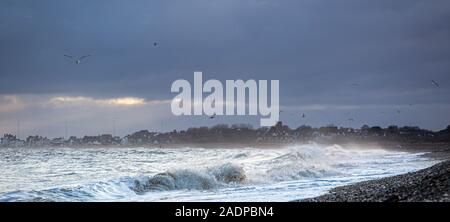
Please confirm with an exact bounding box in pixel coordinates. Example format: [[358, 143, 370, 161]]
[[64, 54, 91, 64], [209, 113, 216, 119]]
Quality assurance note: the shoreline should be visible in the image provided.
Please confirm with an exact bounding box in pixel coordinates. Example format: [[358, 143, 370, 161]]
[[297, 159, 450, 202], [1, 142, 449, 202]]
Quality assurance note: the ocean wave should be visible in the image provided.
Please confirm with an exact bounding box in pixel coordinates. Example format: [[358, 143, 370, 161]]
[[132, 163, 246, 193], [0, 144, 433, 202], [250, 144, 344, 181], [0, 163, 246, 201]]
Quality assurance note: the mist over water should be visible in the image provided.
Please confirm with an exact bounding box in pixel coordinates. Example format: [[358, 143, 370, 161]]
[[0, 144, 436, 202]]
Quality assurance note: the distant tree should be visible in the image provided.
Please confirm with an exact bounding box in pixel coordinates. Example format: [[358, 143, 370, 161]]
[[361, 125, 370, 130], [369, 126, 383, 136], [386, 125, 399, 135], [319, 125, 338, 135], [360, 125, 370, 136], [231, 124, 253, 129], [296, 125, 313, 138], [211, 124, 229, 130]]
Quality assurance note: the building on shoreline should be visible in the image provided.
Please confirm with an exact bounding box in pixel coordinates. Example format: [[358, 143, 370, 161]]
[[1, 123, 450, 148]]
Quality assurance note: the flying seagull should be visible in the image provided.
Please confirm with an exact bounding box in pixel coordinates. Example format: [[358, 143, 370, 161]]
[[431, 80, 440, 88], [64, 54, 91, 64]]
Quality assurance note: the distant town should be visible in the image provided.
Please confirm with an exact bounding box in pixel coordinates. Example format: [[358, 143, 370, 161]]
[[1, 122, 450, 148]]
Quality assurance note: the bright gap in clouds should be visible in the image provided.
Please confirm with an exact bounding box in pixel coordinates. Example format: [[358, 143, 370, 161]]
[[0, 95, 173, 138], [1, 94, 450, 138], [49, 96, 161, 106]]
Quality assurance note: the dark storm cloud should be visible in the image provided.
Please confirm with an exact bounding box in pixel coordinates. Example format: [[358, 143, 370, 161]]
[[1, 0, 449, 97], [1, 0, 450, 135]]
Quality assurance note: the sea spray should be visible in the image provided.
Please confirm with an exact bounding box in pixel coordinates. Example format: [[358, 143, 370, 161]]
[[132, 163, 246, 193], [0, 145, 435, 201]]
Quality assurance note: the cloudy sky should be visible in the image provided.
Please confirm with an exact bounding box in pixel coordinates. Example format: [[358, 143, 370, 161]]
[[1, 0, 449, 137]]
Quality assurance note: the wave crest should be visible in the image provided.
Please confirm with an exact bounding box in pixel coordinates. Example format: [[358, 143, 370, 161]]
[[132, 163, 246, 193], [262, 144, 343, 181]]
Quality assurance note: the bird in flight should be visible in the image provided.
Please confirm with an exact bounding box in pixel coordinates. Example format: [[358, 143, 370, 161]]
[[153, 42, 159, 47], [64, 54, 91, 64], [431, 80, 440, 88]]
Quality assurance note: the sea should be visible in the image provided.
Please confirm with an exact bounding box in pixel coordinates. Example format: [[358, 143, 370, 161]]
[[0, 144, 436, 202]]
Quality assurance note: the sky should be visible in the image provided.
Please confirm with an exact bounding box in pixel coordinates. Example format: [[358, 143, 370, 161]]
[[0, 0, 450, 138]]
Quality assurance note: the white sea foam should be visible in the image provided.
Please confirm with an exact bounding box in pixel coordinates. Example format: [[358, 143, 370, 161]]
[[0, 144, 437, 201]]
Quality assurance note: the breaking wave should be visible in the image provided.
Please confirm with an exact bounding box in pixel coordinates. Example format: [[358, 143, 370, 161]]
[[132, 163, 246, 192], [0, 144, 434, 201], [248, 144, 345, 182], [0, 163, 247, 202]]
